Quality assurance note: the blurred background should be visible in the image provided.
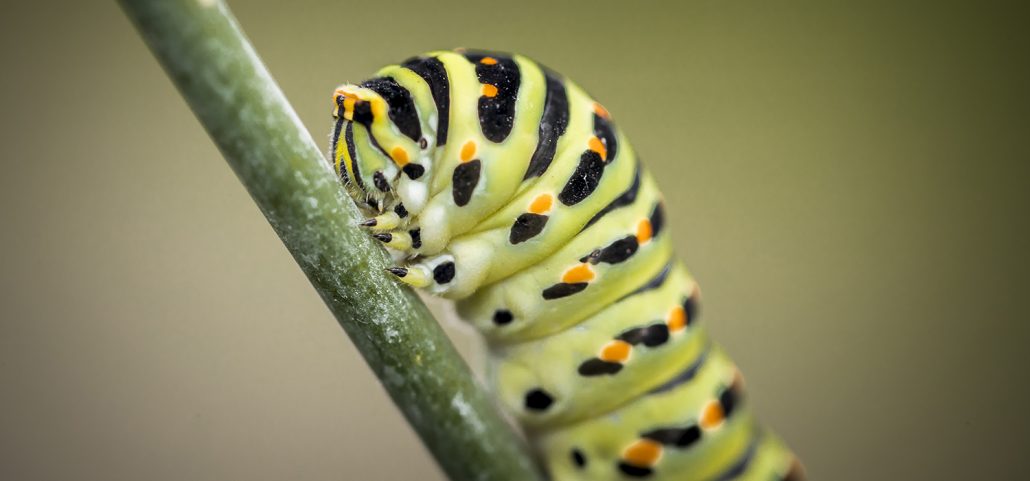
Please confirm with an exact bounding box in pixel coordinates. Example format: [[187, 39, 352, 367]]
[[1, 0, 1028, 479]]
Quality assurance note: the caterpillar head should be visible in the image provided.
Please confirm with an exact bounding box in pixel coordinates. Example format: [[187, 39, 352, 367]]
[[331, 84, 431, 214]]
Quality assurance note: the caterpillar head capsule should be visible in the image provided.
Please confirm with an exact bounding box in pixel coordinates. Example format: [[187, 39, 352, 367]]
[[331, 83, 432, 215]]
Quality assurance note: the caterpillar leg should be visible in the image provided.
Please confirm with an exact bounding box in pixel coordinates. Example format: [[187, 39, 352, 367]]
[[360, 210, 401, 230], [359, 202, 414, 231], [385, 264, 431, 288], [372, 230, 414, 251], [357, 209, 470, 294], [385, 253, 462, 294], [365, 219, 423, 256]]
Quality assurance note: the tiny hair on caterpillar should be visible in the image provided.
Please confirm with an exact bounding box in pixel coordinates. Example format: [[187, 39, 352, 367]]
[[328, 49, 804, 481]]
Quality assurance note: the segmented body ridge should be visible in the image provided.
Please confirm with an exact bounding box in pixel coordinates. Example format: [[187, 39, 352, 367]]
[[329, 49, 803, 481]]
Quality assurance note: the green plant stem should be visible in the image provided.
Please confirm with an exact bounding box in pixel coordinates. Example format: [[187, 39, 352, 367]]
[[118, 1, 544, 480]]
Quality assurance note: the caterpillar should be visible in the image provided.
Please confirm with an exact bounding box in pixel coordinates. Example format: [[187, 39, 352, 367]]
[[329, 49, 804, 481]]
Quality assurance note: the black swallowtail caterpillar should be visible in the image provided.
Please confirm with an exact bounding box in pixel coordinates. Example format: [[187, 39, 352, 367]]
[[329, 49, 804, 481]]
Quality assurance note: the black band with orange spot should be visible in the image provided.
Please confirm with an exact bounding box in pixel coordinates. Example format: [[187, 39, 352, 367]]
[[464, 51, 520, 143], [593, 111, 619, 164], [360, 76, 422, 142]]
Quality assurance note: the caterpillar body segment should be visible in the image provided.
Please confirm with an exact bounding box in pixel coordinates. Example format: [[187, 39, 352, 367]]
[[329, 49, 803, 481], [456, 164, 668, 341], [540, 347, 800, 481], [491, 262, 705, 430]]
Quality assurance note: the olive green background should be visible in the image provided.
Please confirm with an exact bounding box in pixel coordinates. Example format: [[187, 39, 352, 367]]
[[1, 0, 1027, 479]]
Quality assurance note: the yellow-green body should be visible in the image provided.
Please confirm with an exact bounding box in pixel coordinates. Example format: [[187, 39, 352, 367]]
[[330, 50, 802, 481]]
